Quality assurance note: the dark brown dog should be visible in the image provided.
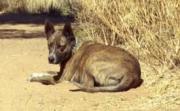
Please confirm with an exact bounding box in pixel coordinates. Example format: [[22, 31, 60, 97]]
[[29, 20, 143, 92]]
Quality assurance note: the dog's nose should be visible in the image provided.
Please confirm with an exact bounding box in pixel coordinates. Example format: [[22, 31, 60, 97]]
[[48, 56, 54, 63]]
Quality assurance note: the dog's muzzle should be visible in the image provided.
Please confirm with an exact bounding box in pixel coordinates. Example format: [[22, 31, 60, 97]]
[[48, 54, 59, 64], [48, 56, 55, 63]]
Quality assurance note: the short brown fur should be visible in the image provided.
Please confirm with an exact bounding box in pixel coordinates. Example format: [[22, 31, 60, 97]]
[[29, 20, 143, 92]]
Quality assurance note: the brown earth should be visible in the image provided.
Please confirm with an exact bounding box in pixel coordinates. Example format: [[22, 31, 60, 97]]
[[0, 23, 179, 111]]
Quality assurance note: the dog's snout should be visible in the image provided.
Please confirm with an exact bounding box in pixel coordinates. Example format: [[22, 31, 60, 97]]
[[48, 56, 54, 63]]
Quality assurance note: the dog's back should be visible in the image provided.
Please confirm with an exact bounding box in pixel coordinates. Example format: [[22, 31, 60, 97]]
[[62, 41, 143, 92]]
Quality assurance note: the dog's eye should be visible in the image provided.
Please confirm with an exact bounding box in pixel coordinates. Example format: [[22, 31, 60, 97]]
[[57, 45, 66, 52], [57, 45, 61, 48]]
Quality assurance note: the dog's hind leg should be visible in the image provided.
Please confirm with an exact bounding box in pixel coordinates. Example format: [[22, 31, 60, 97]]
[[28, 72, 57, 85]]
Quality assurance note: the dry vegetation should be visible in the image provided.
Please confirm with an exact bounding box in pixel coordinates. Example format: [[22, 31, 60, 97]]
[[73, 0, 180, 68], [0, 0, 71, 15], [0, 0, 179, 110], [71, 0, 180, 110]]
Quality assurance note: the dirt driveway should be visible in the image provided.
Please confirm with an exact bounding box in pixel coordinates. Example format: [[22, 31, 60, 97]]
[[0, 24, 179, 111]]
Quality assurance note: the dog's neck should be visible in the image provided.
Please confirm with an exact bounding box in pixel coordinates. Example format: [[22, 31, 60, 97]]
[[54, 51, 73, 81]]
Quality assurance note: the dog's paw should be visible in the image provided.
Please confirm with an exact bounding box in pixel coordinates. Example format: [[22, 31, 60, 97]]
[[28, 73, 50, 81], [28, 73, 56, 84]]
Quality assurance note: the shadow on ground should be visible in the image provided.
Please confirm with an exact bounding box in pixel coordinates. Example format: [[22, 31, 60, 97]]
[[0, 13, 74, 24], [0, 29, 44, 39], [0, 13, 75, 39]]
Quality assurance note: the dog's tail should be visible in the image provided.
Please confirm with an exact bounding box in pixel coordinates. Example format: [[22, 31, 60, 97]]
[[70, 82, 123, 92], [71, 78, 143, 92]]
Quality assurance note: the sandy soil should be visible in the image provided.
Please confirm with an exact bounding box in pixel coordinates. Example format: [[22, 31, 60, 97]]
[[0, 24, 179, 111]]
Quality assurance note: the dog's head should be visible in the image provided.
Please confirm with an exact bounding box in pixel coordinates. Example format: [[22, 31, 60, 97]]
[[44, 20, 75, 64]]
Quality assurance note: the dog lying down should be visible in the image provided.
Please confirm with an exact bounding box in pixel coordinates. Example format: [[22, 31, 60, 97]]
[[28, 20, 143, 92]]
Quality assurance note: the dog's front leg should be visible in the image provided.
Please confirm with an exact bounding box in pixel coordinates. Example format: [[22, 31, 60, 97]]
[[28, 72, 57, 85]]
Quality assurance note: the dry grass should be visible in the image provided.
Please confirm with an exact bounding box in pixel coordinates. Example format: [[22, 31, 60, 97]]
[[0, 1, 7, 11], [70, 0, 180, 110], [0, 0, 71, 15], [74, 0, 180, 68]]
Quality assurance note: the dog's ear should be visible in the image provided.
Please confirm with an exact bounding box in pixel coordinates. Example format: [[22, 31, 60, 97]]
[[62, 22, 76, 46], [45, 20, 55, 39], [62, 22, 74, 38]]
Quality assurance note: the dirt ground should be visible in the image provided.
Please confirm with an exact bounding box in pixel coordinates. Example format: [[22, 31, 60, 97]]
[[0, 23, 179, 111]]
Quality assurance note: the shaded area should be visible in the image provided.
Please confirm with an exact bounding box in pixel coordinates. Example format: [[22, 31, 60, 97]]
[[0, 29, 44, 39], [0, 13, 74, 24], [0, 12, 75, 39]]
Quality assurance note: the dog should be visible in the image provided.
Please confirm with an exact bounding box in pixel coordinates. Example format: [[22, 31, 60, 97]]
[[29, 20, 143, 92]]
